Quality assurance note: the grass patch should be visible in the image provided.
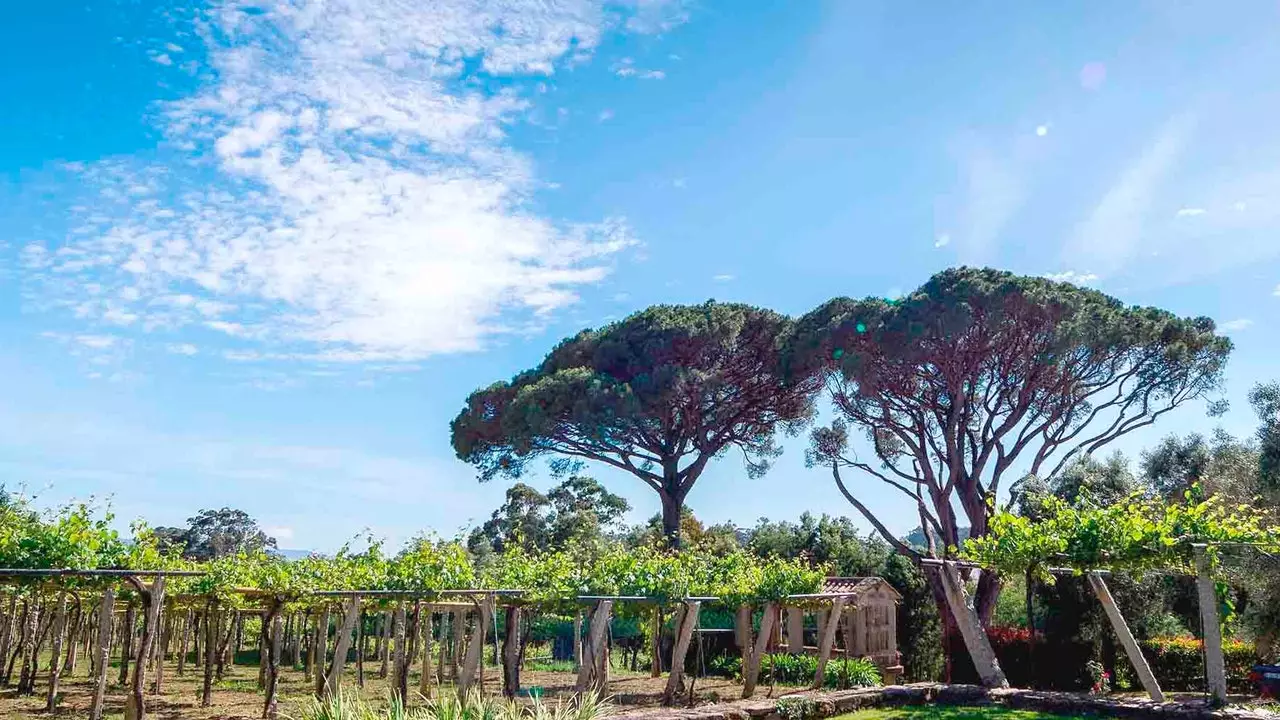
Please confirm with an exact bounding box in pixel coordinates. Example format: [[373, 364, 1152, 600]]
[[833, 708, 1087, 720]]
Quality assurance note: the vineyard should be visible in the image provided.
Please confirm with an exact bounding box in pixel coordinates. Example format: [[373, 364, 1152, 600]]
[[0, 496, 879, 720]]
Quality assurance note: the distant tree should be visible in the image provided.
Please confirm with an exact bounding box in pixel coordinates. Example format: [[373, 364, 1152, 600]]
[[623, 506, 742, 553], [545, 475, 630, 549], [1250, 381, 1280, 491], [154, 507, 277, 561], [469, 476, 631, 555], [1050, 451, 1138, 507], [452, 302, 820, 548], [746, 512, 891, 576], [790, 267, 1232, 623], [1142, 429, 1259, 502]]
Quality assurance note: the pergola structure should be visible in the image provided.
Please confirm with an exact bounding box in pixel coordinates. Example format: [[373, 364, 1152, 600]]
[[921, 542, 1256, 706], [0, 571, 906, 716]]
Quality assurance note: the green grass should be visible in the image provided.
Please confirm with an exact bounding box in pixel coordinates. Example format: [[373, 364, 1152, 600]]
[[833, 707, 1087, 720]]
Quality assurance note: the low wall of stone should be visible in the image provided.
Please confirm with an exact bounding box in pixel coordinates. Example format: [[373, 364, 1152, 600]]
[[609, 683, 1277, 720]]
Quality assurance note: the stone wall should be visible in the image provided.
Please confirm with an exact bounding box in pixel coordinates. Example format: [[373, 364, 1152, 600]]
[[609, 684, 1278, 720]]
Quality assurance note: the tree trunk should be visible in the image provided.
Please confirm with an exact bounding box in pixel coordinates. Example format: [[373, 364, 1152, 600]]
[[392, 603, 409, 700], [418, 609, 434, 698], [126, 576, 165, 720], [17, 599, 42, 694], [0, 594, 15, 688], [313, 608, 330, 692], [119, 601, 136, 686], [46, 592, 69, 711], [356, 609, 366, 688], [263, 604, 283, 720], [649, 608, 661, 677], [659, 490, 684, 549], [202, 603, 216, 707], [379, 611, 392, 679], [450, 609, 465, 682], [177, 609, 191, 676], [90, 588, 115, 720], [501, 605, 522, 698], [217, 610, 235, 680], [974, 571, 1002, 628]]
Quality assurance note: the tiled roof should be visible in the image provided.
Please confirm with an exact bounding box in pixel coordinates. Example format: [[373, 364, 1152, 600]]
[[822, 576, 902, 602]]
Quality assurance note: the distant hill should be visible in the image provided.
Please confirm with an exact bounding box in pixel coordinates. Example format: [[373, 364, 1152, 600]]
[[903, 526, 970, 551], [275, 548, 315, 560]]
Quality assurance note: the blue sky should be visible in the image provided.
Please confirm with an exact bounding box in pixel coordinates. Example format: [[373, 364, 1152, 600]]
[[3, 1, 1280, 553]]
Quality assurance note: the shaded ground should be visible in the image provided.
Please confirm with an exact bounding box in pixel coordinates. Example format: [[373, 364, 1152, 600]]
[[0, 659, 773, 719], [834, 709, 1083, 720]]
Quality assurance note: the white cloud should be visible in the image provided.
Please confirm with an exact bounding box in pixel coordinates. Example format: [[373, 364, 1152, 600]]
[[1043, 270, 1100, 286], [166, 343, 199, 356], [1064, 114, 1195, 275], [75, 335, 118, 350], [151, 53, 173, 66], [934, 233, 951, 248], [1219, 318, 1253, 332], [1035, 125, 1049, 137], [638, 70, 665, 80], [1273, 284, 1280, 297], [598, 109, 615, 121], [672, 177, 686, 189], [24, 0, 682, 364], [1176, 207, 1207, 217], [266, 526, 295, 542], [712, 273, 734, 282]]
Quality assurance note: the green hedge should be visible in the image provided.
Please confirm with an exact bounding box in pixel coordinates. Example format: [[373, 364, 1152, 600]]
[[708, 653, 882, 689], [1139, 637, 1260, 692]]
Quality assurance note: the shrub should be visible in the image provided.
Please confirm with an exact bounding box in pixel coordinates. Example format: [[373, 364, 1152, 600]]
[[1140, 636, 1260, 692], [709, 653, 881, 689]]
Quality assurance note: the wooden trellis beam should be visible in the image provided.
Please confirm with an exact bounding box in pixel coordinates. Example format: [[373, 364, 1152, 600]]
[[1087, 572, 1164, 702]]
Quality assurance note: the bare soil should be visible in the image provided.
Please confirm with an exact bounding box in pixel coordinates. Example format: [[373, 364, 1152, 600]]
[[0, 660, 773, 719]]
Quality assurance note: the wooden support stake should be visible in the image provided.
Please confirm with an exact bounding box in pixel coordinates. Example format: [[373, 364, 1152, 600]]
[[89, 587, 115, 720], [418, 610, 434, 698], [936, 562, 1007, 689], [458, 598, 493, 697], [742, 602, 778, 698], [1194, 545, 1228, 705], [661, 600, 698, 705], [812, 597, 847, 689], [786, 607, 804, 654], [46, 591, 68, 712], [323, 595, 361, 697], [577, 600, 615, 696], [649, 607, 661, 678], [1088, 573, 1164, 702]]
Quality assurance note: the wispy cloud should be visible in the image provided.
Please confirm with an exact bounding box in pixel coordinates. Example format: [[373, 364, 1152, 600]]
[[1273, 284, 1280, 297], [166, 343, 198, 356], [712, 273, 734, 282], [933, 233, 951, 248], [598, 108, 615, 121], [1176, 207, 1207, 217], [1064, 114, 1196, 276], [23, 0, 684, 365], [1219, 318, 1253, 332]]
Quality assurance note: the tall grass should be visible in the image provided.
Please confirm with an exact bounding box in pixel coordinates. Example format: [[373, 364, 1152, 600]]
[[291, 688, 610, 720]]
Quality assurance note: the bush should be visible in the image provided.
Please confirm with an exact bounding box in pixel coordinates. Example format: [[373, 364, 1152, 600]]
[[1140, 636, 1260, 692], [709, 653, 881, 689]]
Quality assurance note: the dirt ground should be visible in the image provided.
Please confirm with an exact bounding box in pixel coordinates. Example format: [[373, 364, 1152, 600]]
[[0, 659, 768, 719]]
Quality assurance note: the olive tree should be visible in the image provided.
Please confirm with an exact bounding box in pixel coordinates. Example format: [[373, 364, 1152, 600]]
[[451, 302, 820, 548], [789, 267, 1231, 621]]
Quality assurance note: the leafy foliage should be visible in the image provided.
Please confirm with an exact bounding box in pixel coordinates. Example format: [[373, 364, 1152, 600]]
[[451, 301, 821, 546], [789, 267, 1231, 585], [963, 484, 1280, 581], [154, 507, 278, 561]]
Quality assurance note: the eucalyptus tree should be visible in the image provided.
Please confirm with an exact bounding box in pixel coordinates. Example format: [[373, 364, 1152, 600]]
[[452, 302, 820, 548]]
